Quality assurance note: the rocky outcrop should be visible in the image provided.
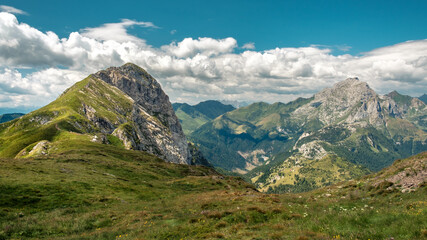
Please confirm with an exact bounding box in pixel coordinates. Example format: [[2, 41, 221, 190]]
[[188, 143, 212, 166], [294, 78, 426, 128], [90, 63, 190, 164], [293, 78, 385, 126], [372, 152, 427, 192]]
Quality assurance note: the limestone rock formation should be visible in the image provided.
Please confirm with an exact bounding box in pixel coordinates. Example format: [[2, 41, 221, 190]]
[[92, 63, 190, 164]]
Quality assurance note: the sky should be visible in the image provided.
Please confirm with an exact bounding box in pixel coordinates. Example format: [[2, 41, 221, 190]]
[[0, 0, 426, 112]]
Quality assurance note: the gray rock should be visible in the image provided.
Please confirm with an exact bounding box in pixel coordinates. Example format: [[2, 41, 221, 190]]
[[92, 63, 190, 164]]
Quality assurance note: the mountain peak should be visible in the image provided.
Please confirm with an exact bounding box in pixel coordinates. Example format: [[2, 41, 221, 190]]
[[315, 77, 375, 103], [387, 90, 400, 96], [0, 63, 193, 165], [293, 77, 383, 126], [94, 63, 158, 91], [91, 63, 190, 164], [333, 77, 370, 90]]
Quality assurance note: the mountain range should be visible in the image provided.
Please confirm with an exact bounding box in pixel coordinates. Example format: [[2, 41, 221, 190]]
[[1, 64, 425, 195], [172, 100, 235, 135], [0, 113, 24, 123], [0, 63, 425, 239], [188, 78, 427, 192]]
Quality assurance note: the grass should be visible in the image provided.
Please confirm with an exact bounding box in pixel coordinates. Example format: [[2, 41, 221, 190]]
[[0, 76, 135, 159], [0, 139, 425, 239]]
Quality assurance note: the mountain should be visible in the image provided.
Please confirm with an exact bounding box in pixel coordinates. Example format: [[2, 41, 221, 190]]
[[0, 63, 203, 165], [419, 93, 427, 104], [190, 78, 427, 192], [0, 113, 24, 123], [0, 65, 425, 239], [172, 100, 235, 135], [0, 140, 425, 239], [0, 107, 36, 115], [219, 99, 251, 108]]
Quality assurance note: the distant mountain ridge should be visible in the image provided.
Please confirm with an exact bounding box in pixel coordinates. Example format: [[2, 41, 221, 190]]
[[419, 93, 427, 104], [219, 100, 251, 108], [189, 78, 427, 192], [172, 100, 235, 135], [0, 113, 24, 123], [0, 63, 206, 165]]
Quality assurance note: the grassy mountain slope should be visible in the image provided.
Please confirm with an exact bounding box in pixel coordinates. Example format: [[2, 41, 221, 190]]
[[173, 103, 211, 135], [193, 100, 235, 119], [0, 113, 24, 123], [173, 100, 235, 135], [0, 143, 425, 239], [0, 76, 134, 159], [419, 94, 427, 104]]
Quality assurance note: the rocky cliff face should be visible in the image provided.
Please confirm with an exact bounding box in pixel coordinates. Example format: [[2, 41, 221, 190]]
[[293, 78, 384, 126], [293, 78, 426, 128], [91, 63, 190, 164]]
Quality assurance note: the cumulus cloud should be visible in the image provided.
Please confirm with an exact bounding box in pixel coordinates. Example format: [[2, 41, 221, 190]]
[[162, 37, 237, 58], [0, 12, 72, 68], [0, 68, 84, 108], [241, 42, 255, 50], [0, 5, 27, 15], [81, 19, 158, 43], [0, 12, 426, 109]]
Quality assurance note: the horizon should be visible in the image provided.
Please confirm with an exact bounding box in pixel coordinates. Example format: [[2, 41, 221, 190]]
[[0, 1, 426, 111]]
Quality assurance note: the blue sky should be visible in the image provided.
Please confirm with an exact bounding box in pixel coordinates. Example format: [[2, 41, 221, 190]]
[[3, 0, 427, 54], [0, 0, 426, 112]]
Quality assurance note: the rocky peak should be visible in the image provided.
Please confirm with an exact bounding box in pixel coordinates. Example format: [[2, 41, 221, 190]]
[[93, 63, 178, 130], [314, 77, 376, 105], [299, 78, 383, 125], [419, 94, 427, 104], [387, 90, 400, 98], [92, 63, 190, 164]]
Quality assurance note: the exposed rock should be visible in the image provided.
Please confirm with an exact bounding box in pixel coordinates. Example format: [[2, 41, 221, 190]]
[[28, 140, 50, 156], [29, 115, 51, 125], [294, 78, 385, 126], [298, 141, 327, 160], [91, 63, 190, 164], [372, 153, 427, 192], [15, 140, 50, 158], [188, 143, 212, 166]]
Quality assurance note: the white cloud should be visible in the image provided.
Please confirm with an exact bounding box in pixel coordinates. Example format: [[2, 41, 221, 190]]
[[0, 12, 426, 109], [0, 68, 84, 108], [170, 29, 177, 35], [162, 37, 237, 58], [0, 12, 72, 68], [241, 42, 255, 50], [0, 5, 27, 15], [81, 19, 158, 43]]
